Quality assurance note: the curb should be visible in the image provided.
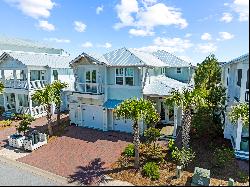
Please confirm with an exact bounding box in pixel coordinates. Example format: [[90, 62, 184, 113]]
[[0, 155, 80, 186]]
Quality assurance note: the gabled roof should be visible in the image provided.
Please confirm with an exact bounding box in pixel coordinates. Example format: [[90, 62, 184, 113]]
[[70, 52, 106, 66], [152, 50, 191, 67], [0, 51, 73, 68], [143, 75, 188, 96], [103, 47, 166, 67], [221, 53, 249, 66]]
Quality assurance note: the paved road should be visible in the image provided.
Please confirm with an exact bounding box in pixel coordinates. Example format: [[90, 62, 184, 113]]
[[0, 159, 62, 186]]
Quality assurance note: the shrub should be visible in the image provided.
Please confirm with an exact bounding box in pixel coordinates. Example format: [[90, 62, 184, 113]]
[[0, 119, 12, 127], [142, 162, 160, 180], [123, 144, 135, 157], [213, 147, 234, 167], [140, 143, 166, 164], [16, 114, 35, 135], [168, 138, 175, 151], [171, 147, 195, 168], [144, 127, 161, 144]]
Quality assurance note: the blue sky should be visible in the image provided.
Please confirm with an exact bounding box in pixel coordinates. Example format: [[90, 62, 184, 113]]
[[0, 0, 248, 64]]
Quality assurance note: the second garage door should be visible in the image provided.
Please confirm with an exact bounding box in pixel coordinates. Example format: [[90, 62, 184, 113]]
[[113, 118, 133, 133], [82, 105, 103, 130]]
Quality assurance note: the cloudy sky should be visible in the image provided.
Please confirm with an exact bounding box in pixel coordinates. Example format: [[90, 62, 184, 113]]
[[0, 0, 249, 64]]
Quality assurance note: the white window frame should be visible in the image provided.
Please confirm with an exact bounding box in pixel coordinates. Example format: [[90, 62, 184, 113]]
[[161, 68, 166, 74], [177, 67, 182, 74], [115, 68, 134, 86]]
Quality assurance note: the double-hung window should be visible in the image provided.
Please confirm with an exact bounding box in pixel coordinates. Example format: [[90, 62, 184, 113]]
[[237, 69, 242, 87], [116, 68, 124, 85], [177, 67, 181, 74], [161, 68, 166, 75], [116, 68, 134, 86]]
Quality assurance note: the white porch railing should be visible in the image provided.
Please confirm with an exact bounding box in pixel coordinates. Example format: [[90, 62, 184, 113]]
[[18, 105, 47, 118], [245, 90, 249, 102], [76, 82, 104, 94], [3, 80, 47, 90]]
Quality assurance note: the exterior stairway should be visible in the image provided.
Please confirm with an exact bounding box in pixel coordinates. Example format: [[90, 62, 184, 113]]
[[235, 150, 249, 160]]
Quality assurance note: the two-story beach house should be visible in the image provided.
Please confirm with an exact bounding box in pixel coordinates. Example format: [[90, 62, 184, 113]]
[[0, 36, 74, 118], [68, 47, 195, 136], [221, 53, 249, 160]]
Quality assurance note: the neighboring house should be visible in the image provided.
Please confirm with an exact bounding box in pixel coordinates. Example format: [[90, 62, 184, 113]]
[[221, 53, 249, 160], [0, 51, 74, 118], [68, 47, 195, 135]]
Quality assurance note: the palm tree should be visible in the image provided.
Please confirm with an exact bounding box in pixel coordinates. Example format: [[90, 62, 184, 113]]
[[32, 84, 57, 135], [229, 103, 249, 127], [51, 81, 68, 125], [115, 98, 160, 169], [165, 88, 201, 149]]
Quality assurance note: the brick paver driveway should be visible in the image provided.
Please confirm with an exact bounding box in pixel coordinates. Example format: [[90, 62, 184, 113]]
[[18, 126, 133, 185]]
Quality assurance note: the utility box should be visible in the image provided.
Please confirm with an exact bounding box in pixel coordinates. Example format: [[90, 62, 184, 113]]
[[191, 167, 210, 186]]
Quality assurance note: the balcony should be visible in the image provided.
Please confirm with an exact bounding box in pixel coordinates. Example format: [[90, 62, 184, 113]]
[[3, 80, 48, 90], [245, 90, 249, 102], [76, 82, 104, 94]]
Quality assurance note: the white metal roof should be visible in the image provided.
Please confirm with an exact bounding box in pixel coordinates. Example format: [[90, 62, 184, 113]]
[[221, 53, 249, 66], [103, 47, 166, 67], [152, 50, 191, 67], [143, 75, 188, 96], [0, 51, 73, 68]]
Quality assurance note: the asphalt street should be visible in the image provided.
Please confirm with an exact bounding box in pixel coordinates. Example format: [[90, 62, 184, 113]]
[[0, 159, 62, 186]]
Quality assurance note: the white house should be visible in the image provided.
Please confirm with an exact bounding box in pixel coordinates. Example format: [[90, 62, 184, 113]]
[[0, 51, 74, 118], [221, 53, 249, 160], [68, 47, 195, 136]]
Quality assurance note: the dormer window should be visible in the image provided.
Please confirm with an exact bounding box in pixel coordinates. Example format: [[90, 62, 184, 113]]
[[161, 68, 166, 74], [116, 68, 134, 86], [177, 67, 181, 74]]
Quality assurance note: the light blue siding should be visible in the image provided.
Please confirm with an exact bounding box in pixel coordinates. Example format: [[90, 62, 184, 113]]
[[165, 67, 193, 83]]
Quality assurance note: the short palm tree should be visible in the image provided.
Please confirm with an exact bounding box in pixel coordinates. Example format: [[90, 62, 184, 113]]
[[0, 81, 4, 93], [32, 84, 57, 135], [51, 81, 68, 125], [115, 98, 160, 169], [165, 88, 201, 149]]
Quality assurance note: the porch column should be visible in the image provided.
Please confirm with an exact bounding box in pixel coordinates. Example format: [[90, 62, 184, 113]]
[[15, 93, 19, 113], [240, 69, 247, 102], [28, 93, 33, 116], [13, 70, 17, 88], [26, 69, 31, 90], [111, 110, 114, 130], [173, 105, 178, 137], [3, 93, 7, 111], [235, 119, 243, 150], [103, 108, 108, 131]]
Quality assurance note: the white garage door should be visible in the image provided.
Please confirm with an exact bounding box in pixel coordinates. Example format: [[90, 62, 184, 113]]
[[82, 105, 103, 130], [114, 118, 133, 133]]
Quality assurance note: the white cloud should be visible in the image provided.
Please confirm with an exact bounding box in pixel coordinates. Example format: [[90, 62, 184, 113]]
[[114, 0, 188, 36], [233, 0, 249, 21], [38, 20, 55, 31], [220, 12, 233, 23], [201, 33, 212, 41], [98, 42, 112, 49], [129, 28, 154, 36], [197, 43, 217, 53], [185, 33, 192, 38], [74, 21, 87, 32], [96, 5, 104, 14], [137, 37, 193, 53], [81, 42, 93, 48], [4, 0, 55, 19], [179, 55, 193, 63], [44, 37, 70, 43], [225, 0, 249, 21], [218, 32, 234, 41]]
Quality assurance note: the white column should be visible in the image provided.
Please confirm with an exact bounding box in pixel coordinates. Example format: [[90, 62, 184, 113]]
[[28, 93, 33, 116], [103, 108, 108, 131], [26, 69, 31, 90], [15, 93, 19, 113], [13, 70, 17, 88], [111, 110, 114, 130], [173, 105, 178, 137], [240, 69, 247, 102], [235, 119, 243, 150]]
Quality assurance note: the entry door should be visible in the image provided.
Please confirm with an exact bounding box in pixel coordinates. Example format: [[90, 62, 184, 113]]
[[85, 70, 97, 93]]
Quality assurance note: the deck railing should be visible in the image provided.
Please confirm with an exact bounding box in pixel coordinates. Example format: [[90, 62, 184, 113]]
[[3, 80, 47, 90], [76, 82, 104, 94]]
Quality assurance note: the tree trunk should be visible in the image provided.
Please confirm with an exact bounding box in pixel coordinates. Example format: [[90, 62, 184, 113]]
[[182, 108, 192, 149], [46, 105, 53, 136], [133, 121, 140, 169], [56, 104, 61, 126]]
